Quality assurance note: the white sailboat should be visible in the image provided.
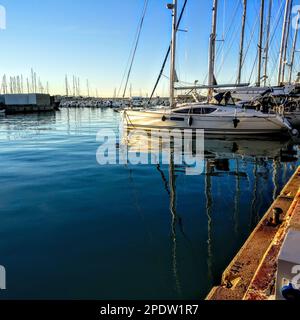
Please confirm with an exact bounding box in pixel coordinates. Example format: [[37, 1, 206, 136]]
[[122, 0, 292, 135], [123, 103, 292, 135]]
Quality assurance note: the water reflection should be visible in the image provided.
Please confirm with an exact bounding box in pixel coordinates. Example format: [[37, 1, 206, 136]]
[[124, 129, 299, 294], [0, 112, 56, 141], [0, 108, 299, 299], [0, 108, 120, 141]]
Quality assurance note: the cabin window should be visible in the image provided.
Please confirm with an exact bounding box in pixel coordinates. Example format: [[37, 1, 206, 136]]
[[174, 107, 216, 115], [193, 107, 216, 114], [170, 117, 185, 121], [173, 108, 190, 114], [191, 108, 202, 114], [202, 108, 216, 114]]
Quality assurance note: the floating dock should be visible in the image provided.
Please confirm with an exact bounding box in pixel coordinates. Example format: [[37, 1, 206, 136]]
[[207, 166, 300, 300]]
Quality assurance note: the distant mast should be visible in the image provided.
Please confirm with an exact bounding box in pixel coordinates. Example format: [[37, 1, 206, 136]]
[[237, 0, 247, 85], [208, 0, 218, 97], [278, 0, 292, 85], [65, 75, 69, 96], [288, 9, 300, 83], [263, 0, 272, 87], [168, 0, 178, 108], [257, 0, 265, 87], [87, 79, 90, 97]]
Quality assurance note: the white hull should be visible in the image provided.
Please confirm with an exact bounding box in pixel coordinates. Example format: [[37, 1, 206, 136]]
[[122, 108, 290, 135]]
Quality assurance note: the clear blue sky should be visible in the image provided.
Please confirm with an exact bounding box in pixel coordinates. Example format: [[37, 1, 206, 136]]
[[0, 0, 300, 97]]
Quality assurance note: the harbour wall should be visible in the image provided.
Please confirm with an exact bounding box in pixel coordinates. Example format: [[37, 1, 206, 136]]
[[207, 166, 300, 300]]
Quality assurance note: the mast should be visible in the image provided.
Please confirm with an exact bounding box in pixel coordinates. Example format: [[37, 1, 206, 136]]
[[278, 0, 292, 85], [288, 9, 300, 84], [65, 75, 69, 96], [237, 0, 247, 85], [208, 0, 218, 95], [282, 0, 293, 83], [168, 0, 177, 108], [87, 79, 90, 97], [257, 0, 265, 87], [263, 0, 272, 87], [26, 78, 30, 93]]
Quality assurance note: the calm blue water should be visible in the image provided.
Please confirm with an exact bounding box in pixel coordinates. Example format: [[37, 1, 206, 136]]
[[0, 108, 299, 300]]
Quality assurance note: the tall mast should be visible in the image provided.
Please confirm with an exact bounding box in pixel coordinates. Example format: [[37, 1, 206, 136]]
[[257, 0, 265, 87], [168, 0, 177, 108], [288, 9, 300, 83], [208, 0, 218, 93], [237, 0, 247, 85], [263, 0, 272, 87], [282, 0, 293, 83], [278, 0, 292, 85]]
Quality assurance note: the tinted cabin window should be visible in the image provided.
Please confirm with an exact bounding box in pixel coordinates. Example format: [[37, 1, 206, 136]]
[[174, 108, 190, 114], [192, 108, 203, 114], [174, 107, 216, 114], [192, 108, 217, 114], [200, 108, 216, 114]]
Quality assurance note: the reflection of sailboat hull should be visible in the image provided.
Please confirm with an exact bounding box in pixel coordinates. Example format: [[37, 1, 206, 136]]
[[123, 125, 295, 162], [284, 111, 300, 127], [123, 109, 290, 135], [204, 138, 292, 161]]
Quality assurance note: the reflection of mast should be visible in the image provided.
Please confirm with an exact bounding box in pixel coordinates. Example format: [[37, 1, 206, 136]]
[[272, 159, 280, 201], [205, 160, 213, 286], [282, 163, 287, 187], [250, 161, 258, 229], [169, 150, 182, 296], [156, 164, 171, 196], [233, 159, 240, 235]]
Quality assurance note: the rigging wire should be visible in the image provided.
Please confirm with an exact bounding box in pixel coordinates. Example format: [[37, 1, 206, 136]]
[[122, 0, 149, 98], [117, 8, 146, 98], [215, 3, 242, 79], [241, 14, 260, 77], [267, 0, 286, 83]]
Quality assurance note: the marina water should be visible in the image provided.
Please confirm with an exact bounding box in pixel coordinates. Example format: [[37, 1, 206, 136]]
[[0, 108, 299, 299]]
